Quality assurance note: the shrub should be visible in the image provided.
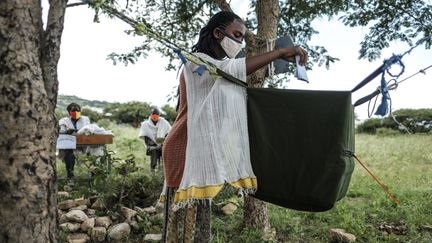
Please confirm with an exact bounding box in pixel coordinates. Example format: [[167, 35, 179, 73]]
[[356, 108, 432, 134], [104, 101, 152, 127]]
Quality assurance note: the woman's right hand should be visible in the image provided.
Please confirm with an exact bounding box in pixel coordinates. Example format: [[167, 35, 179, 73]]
[[279, 46, 308, 66]]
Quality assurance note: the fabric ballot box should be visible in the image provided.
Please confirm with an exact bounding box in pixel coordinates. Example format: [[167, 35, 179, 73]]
[[247, 88, 355, 212], [76, 134, 113, 145]]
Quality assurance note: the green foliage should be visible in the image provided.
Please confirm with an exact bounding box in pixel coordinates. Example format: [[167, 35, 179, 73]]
[[104, 101, 152, 127], [55, 110, 67, 121], [96, 118, 114, 130], [95, 0, 430, 79], [65, 151, 163, 211], [81, 107, 103, 123], [161, 104, 178, 123], [340, 0, 432, 60], [357, 108, 432, 134], [393, 108, 432, 133], [356, 117, 397, 134]]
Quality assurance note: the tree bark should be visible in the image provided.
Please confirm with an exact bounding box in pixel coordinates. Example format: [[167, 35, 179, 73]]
[[243, 0, 280, 236], [0, 0, 66, 242]]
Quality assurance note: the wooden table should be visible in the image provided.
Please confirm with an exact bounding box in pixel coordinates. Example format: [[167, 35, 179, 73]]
[[76, 134, 113, 145]]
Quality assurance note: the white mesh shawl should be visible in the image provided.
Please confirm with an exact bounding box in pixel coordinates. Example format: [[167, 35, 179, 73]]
[[174, 53, 257, 205]]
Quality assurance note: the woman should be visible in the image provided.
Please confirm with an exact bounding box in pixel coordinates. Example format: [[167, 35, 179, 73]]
[[162, 11, 307, 242]]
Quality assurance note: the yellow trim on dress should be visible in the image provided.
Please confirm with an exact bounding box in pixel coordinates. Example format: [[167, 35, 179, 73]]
[[174, 177, 257, 203]]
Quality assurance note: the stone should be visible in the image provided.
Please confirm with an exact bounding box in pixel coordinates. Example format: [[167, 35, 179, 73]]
[[328, 228, 356, 243], [143, 206, 156, 215], [144, 234, 162, 242], [127, 219, 140, 231], [70, 205, 88, 211], [81, 218, 95, 233], [95, 216, 112, 228], [59, 214, 68, 224], [86, 209, 96, 217], [121, 206, 137, 221], [74, 197, 89, 206], [91, 198, 105, 210], [221, 203, 238, 215], [65, 210, 88, 223], [58, 191, 70, 198], [155, 202, 164, 214], [58, 199, 76, 210], [67, 233, 90, 243], [108, 223, 131, 240], [59, 223, 81, 232], [133, 206, 144, 214], [378, 221, 408, 235], [91, 227, 107, 242]]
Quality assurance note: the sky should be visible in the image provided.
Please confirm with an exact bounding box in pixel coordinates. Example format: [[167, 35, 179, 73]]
[[53, 1, 431, 120]]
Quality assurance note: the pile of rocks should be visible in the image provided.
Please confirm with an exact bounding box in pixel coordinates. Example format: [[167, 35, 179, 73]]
[[57, 192, 163, 243]]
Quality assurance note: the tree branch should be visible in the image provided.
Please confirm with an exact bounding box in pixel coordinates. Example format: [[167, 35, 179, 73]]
[[66, 2, 87, 8], [40, 0, 68, 110], [213, 0, 233, 12]]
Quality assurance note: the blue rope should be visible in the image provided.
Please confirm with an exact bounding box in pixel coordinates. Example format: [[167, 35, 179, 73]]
[[175, 49, 188, 64], [374, 54, 405, 116]]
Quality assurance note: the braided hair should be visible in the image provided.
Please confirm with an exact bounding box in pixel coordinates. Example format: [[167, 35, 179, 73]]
[[192, 11, 243, 58]]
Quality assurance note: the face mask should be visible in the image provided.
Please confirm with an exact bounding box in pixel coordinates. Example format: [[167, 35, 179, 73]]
[[220, 33, 243, 59], [69, 111, 81, 120], [150, 114, 160, 122]]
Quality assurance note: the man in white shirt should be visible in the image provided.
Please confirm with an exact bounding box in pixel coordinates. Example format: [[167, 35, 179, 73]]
[[58, 103, 90, 179], [138, 108, 171, 170]]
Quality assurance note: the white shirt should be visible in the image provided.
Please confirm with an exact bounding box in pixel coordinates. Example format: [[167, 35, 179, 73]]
[[59, 116, 91, 134], [138, 117, 171, 143]]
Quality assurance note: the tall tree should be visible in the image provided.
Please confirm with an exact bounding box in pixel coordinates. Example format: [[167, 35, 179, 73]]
[[0, 0, 67, 241]]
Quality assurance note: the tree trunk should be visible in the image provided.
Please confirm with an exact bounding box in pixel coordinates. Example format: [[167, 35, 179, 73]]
[[0, 0, 66, 242], [243, 0, 280, 236]]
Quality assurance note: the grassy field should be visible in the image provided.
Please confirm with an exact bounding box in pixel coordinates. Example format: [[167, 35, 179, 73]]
[[57, 123, 431, 242]]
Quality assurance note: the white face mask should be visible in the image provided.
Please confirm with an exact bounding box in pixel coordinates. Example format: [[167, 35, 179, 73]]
[[220, 36, 243, 59]]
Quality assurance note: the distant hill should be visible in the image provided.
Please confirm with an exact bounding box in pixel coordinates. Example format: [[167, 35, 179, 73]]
[[56, 95, 114, 113]]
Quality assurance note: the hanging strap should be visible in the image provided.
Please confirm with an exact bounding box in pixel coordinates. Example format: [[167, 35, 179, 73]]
[[351, 64, 385, 93]]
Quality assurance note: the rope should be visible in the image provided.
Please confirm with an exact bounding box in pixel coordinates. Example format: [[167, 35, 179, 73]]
[[352, 36, 432, 117], [351, 154, 401, 206]]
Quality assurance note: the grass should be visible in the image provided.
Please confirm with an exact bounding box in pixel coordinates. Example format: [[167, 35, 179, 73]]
[[211, 133, 432, 242], [56, 123, 432, 242], [266, 134, 432, 242]]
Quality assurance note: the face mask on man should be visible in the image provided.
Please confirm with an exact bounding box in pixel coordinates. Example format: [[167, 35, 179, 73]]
[[150, 114, 160, 122], [218, 29, 243, 59], [69, 111, 81, 120]]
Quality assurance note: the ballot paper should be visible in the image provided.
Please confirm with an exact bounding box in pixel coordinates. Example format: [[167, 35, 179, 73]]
[[295, 55, 309, 82], [56, 134, 76, 149]]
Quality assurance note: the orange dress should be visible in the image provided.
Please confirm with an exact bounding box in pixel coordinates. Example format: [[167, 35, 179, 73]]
[[162, 74, 187, 187]]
